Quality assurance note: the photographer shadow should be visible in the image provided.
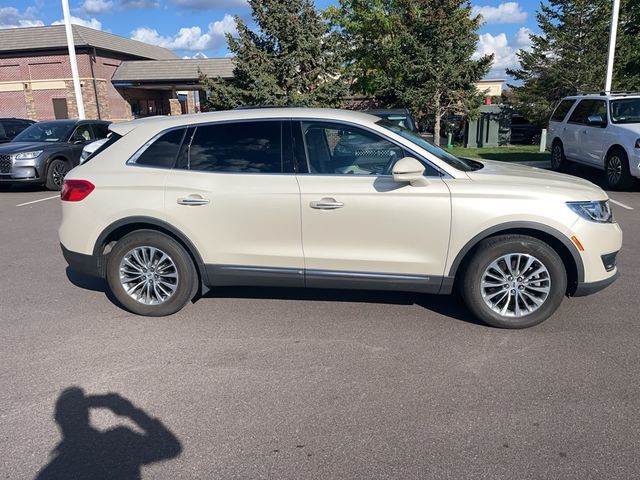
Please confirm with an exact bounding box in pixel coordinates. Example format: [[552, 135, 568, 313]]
[[35, 387, 182, 480]]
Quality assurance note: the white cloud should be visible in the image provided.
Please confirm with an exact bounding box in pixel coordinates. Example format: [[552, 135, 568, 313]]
[[472, 2, 527, 24], [52, 16, 103, 30], [79, 0, 158, 14], [80, 0, 114, 14], [514, 26, 533, 49], [182, 52, 208, 59], [0, 7, 44, 29], [170, 0, 247, 9], [131, 14, 236, 51]]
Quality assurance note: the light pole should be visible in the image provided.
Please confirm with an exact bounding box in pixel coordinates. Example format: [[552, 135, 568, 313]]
[[604, 0, 621, 93], [61, 0, 85, 119]]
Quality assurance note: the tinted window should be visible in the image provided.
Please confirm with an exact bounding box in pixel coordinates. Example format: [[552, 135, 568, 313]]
[[0, 120, 30, 140], [188, 121, 282, 173], [71, 124, 95, 143], [550, 99, 576, 122], [511, 116, 529, 125], [92, 123, 109, 139], [568, 99, 607, 125], [135, 128, 185, 168], [301, 121, 409, 175]]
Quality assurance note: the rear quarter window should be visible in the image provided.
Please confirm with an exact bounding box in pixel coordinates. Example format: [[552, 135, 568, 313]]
[[550, 99, 576, 122]]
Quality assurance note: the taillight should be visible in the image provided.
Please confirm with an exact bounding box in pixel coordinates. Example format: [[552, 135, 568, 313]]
[[61, 179, 95, 202]]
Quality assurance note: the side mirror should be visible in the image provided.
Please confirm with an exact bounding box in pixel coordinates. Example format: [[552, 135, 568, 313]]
[[392, 157, 429, 186], [587, 115, 606, 127]]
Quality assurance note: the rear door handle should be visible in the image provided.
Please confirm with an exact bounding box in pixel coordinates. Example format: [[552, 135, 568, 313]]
[[310, 198, 344, 210], [177, 195, 209, 206]]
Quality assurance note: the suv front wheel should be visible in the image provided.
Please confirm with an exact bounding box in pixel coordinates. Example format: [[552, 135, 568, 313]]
[[461, 235, 567, 328], [605, 148, 635, 190], [106, 231, 196, 316]]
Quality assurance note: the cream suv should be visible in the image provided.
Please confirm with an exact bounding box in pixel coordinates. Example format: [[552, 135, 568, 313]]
[[59, 109, 622, 328]]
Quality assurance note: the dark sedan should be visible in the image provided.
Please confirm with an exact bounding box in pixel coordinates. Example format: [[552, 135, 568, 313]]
[[0, 118, 35, 144], [0, 119, 110, 190]]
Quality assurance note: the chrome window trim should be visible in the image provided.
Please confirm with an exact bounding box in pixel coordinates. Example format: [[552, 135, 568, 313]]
[[126, 116, 450, 178]]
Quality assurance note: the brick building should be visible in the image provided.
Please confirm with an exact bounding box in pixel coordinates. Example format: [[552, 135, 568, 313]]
[[0, 25, 234, 122]]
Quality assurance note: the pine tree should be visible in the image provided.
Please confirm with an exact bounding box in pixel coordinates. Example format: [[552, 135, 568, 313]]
[[507, 0, 640, 125], [201, 0, 347, 110], [328, 0, 492, 145]]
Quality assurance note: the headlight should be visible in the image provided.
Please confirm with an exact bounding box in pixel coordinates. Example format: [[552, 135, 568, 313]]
[[14, 150, 43, 160], [566, 200, 613, 223]]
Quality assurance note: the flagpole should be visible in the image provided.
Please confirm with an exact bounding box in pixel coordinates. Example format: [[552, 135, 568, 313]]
[[61, 0, 85, 119], [604, 0, 621, 93]]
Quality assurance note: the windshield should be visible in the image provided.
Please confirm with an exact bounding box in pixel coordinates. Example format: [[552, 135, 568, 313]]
[[376, 113, 417, 132], [610, 99, 640, 124], [376, 119, 481, 172], [13, 122, 74, 143]]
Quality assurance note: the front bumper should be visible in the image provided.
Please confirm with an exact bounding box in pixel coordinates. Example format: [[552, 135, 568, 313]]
[[0, 156, 44, 183], [573, 271, 619, 297], [61, 243, 106, 278]]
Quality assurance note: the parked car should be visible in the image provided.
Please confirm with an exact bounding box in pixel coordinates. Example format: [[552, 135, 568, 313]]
[[80, 137, 109, 164], [547, 92, 640, 189], [0, 118, 35, 143], [60, 108, 621, 328], [0, 119, 110, 190], [365, 109, 418, 133], [510, 113, 542, 145]]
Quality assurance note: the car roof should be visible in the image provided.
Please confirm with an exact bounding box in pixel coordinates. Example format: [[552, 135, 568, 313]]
[[562, 92, 640, 101], [109, 108, 381, 137], [364, 109, 412, 115], [0, 117, 34, 122]]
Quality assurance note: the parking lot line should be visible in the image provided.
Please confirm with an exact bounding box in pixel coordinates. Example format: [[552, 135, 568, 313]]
[[15, 195, 60, 207], [609, 198, 634, 210]]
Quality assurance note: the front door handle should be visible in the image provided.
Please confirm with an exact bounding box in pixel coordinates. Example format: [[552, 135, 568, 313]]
[[177, 195, 209, 206], [310, 197, 344, 210]]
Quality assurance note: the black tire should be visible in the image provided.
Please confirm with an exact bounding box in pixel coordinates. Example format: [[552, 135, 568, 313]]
[[550, 140, 569, 172], [106, 231, 196, 316], [461, 235, 567, 329], [605, 148, 635, 191], [531, 133, 542, 146], [45, 158, 70, 191]]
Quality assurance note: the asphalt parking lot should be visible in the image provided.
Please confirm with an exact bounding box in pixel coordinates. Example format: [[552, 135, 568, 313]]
[[1, 167, 639, 479]]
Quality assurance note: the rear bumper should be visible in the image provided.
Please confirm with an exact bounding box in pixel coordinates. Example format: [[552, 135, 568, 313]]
[[60, 243, 105, 278], [573, 271, 619, 297]]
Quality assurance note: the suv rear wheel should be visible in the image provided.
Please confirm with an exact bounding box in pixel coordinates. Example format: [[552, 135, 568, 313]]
[[461, 235, 567, 329], [106, 231, 196, 316], [550, 141, 569, 172], [605, 148, 635, 190]]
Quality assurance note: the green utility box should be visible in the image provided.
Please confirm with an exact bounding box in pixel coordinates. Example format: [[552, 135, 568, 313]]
[[465, 105, 511, 148]]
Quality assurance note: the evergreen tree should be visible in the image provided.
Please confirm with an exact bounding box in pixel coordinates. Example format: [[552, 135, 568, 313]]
[[201, 0, 347, 110], [328, 0, 492, 145], [508, 0, 640, 125]]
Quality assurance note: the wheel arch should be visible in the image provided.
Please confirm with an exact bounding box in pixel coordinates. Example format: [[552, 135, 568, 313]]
[[93, 216, 207, 284], [605, 143, 628, 159], [447, 222, 584, 296]]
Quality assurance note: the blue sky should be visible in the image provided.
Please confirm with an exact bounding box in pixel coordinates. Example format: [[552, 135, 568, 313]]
[[1, 0, 541, 78]]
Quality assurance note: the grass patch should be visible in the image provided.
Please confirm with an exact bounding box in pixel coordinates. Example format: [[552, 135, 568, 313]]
[[447, 144, 550, 163]]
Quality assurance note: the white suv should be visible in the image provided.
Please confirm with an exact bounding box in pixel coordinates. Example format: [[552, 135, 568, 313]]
[[59, 108, 622, 328], [547, 92, 640, 190]]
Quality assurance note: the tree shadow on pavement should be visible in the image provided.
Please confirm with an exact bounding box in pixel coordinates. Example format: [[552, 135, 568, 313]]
[[205, 286, 484, 325], [35, 387, 182, 480]]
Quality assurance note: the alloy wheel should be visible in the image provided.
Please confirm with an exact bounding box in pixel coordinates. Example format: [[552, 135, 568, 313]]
[[480, 253, 551, 318], [119, 246, 179, 305], [52, 163, 69, 188], [606, 155, 622, 186]]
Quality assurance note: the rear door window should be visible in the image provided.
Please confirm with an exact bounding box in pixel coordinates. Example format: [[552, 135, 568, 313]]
[[567, 100, 607, 125], [187, 121, 284, 173]]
